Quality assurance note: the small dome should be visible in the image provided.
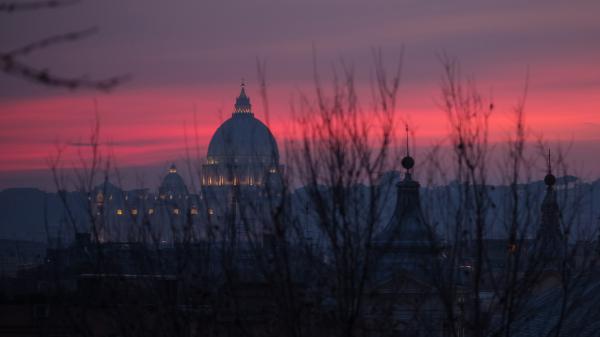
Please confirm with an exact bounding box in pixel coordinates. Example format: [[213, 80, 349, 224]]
[[160, 164, 188, 196]]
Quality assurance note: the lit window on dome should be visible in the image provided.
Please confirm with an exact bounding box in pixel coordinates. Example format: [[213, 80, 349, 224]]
[[169, 195, 173, 200], [190, 207, 198, 215], [208, 208, 214, 215], [148, 208, 155, 215], [173, 208, 180, 215], [116, 209, 123, 215], [269, 168, 277, 173], [131, 209, 138, 215]]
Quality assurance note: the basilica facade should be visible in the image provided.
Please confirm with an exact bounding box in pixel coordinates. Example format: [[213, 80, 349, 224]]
[[86, 83, 282, 244]]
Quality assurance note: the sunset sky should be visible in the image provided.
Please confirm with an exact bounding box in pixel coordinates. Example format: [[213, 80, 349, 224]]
[[1, 0, 599, 190]]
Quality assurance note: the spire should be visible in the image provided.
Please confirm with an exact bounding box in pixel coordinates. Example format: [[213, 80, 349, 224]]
[[541, 149, 559, 231], [405, 124, 410, 157], [401, 124, 415, 177], [234, 79, 252, 115], [544, 149, 556, 186]]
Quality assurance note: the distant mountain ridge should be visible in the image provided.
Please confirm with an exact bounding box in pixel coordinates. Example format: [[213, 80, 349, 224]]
[[1, 176, 599, 243]]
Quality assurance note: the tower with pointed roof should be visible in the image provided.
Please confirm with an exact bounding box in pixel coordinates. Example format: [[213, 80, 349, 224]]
[[535, 150, 565, 266], [376, 126, 439, 269]]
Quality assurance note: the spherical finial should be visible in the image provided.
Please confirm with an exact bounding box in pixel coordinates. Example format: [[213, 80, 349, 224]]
[[401, 155, 415, 170], [544, 173, 556, 186]]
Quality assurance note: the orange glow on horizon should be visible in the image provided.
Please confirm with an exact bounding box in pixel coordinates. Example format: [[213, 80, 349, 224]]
[[0, 82, 598, 176]]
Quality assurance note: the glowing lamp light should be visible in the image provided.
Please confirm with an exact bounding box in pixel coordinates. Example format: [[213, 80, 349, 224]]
[[116, 209, 123, 215]]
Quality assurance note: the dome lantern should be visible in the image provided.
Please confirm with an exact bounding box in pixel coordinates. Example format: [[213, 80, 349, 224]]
[[234, 80, 252, 115]]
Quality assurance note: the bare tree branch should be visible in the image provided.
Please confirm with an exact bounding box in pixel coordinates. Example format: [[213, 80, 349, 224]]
[[0, 54, 129, 90], [0, 0, 79, 12], [6, 27, 97, 56], [2, 14, 128, 90]]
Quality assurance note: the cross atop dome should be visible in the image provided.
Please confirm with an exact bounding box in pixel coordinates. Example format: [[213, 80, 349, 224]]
[[234, 79, 252, 115]]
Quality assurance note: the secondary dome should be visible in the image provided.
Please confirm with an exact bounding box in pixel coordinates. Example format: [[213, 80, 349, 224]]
[[159, 164, 188, 197], [206, 84, 279, 165]]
